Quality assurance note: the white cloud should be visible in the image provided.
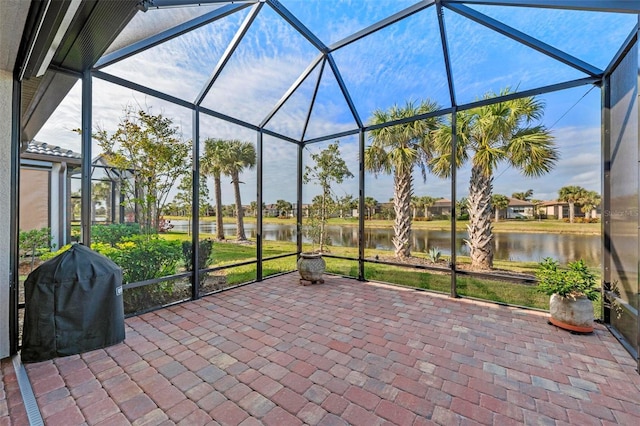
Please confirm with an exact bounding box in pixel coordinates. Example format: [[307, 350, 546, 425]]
[[33, 2, 619, 209]]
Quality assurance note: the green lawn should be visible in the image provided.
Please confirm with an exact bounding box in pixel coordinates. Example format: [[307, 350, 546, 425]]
[[156, 233, 597, 314], [163, 215, 600, 235]]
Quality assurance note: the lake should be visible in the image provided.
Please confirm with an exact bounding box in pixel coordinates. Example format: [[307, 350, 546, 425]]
[[170, 221, 601, 265]]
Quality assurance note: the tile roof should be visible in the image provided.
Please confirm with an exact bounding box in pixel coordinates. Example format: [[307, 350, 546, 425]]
[[23, 140, 81, 160]]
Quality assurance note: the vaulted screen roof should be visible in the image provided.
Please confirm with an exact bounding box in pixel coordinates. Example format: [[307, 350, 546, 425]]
[[86, 0, 638, 144], [28, 0, 640, 144]]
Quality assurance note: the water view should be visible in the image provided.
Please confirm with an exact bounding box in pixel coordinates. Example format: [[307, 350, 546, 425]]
[[170, 221, 601, 265]]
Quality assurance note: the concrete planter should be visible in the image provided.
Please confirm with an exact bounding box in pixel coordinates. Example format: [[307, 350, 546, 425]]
[[297, 253, 325, 284], [549, 293, 594, 333]]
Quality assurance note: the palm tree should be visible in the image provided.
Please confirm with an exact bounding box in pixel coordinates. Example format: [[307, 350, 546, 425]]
[[579, 190, 600, 220], [201, 138, 227, 241], [364, 197, 378, 220], [456, 197, 469, 219], [420, 196, 437, 219], [512, 189, 533, 201], [365, 100, 442, 259], [220, 140, 256, 241], [431, 90, 557, 269], [275, 199, 292, 217], [92, 181, 112, 223], [558, 185, 586, 223], [410, 196, 421, 220], [491, 194, 510, 222]]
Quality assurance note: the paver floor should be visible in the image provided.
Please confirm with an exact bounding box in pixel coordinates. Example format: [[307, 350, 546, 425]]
[[7, 273, 640, 425]]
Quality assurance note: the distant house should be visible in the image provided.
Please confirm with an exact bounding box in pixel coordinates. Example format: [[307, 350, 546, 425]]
[[264, 203, 278, 217], [496, 197, 535, 219], [427, 198, 452, 218], [20, 141, 81, 249], [538, 200, 597, 220], [539, 200, 567, 219]]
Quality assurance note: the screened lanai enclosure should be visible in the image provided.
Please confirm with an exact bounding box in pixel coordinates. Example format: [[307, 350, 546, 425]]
[[9, 0, 640, 369]]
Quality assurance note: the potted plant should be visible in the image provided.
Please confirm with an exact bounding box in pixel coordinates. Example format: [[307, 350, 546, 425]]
[[298, 142, 353, 284], [536, 257, 599, 333]]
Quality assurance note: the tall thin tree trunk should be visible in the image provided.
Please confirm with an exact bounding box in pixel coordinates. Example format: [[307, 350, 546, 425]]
[[467, 165, 494, 269], [393, 169, 413, 259], [214, 174, 224, 240], [320, 192, 327, 252], [232, 171, 246, 241], [494, 208, 500, 222], [569, 201, 575, 223]]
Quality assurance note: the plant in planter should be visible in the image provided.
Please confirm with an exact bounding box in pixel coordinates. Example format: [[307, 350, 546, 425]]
[[536, 257, 599, 333], [299, 142, 353, 284]]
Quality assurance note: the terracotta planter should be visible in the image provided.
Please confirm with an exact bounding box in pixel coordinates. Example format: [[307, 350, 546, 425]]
[[549, 293, 594, 333], [297, 253, 325, 283]]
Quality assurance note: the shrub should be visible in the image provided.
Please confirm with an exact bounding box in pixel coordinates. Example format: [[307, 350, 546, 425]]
[[19, 227, 53, 272], [19, 228, 52, 256], [426, 247, 442, 263], [91, 223, 141, 247], [97, 236, 181, 284], [181, 239, 214, 284], [39, 244, 72, 261], [94, 236, 182, 312], [536, 257, 599, 301]]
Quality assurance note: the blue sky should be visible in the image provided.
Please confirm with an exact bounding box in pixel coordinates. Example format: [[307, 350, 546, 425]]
[[35, 1, 636, 205]]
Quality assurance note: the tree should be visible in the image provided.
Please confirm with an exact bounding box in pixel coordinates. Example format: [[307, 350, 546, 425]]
[[530, 199, 543, 220], [19, 228, 52, 272], [249, 201, 266, 217], [431, 90, 557, 269], [456, 197, 469, 219], [92, 181, 112, 223], [579, 190, 601, 220], [419, 196, 437, 219], [174, 171, 210, 235], [220, 140, 256, 241], [303, 142, 353, 252], [410, 196, 421, 220], [512, 189, 533, 201], [558, 185, 587, 223], [94, 108, 189, 234], [364, 197, 378, 220], [491, 194, 510, 222], [337, 194, 357, 218], [201, 138, 227, 241], [365, 100, 442, 259], [275, 199, 293, 217]]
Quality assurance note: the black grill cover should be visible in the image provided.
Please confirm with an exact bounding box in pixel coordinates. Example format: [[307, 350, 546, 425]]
[[22, 243, 125, 363]]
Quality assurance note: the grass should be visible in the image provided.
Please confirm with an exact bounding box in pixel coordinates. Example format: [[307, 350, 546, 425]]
[[155, 233, 575, 312], [52, 228, 602, 315], [163, 215, 601, 235]]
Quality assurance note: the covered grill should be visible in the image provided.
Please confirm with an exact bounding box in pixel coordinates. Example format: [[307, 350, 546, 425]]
[[21, 243, 125, 363]]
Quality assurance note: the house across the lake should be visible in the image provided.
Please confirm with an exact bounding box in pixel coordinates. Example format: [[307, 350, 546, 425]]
[[494, 197, 535, 220], [538, 200, 599, 220]]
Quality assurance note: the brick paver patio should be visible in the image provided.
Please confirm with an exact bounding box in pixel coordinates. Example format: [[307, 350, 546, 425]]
[[3, 273, 640, 425]]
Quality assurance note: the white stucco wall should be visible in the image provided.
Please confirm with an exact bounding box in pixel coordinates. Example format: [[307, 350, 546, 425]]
[[0, 69, 12, 358]]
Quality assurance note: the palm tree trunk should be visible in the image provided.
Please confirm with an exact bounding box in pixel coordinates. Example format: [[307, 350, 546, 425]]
[[214, 175, 224, 241], [232, 171, 246, 241], [494, 208, 500, 222], [393, 169, 413, 259], [569, 201, 575, 223], [467, 165, 494, 269]]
